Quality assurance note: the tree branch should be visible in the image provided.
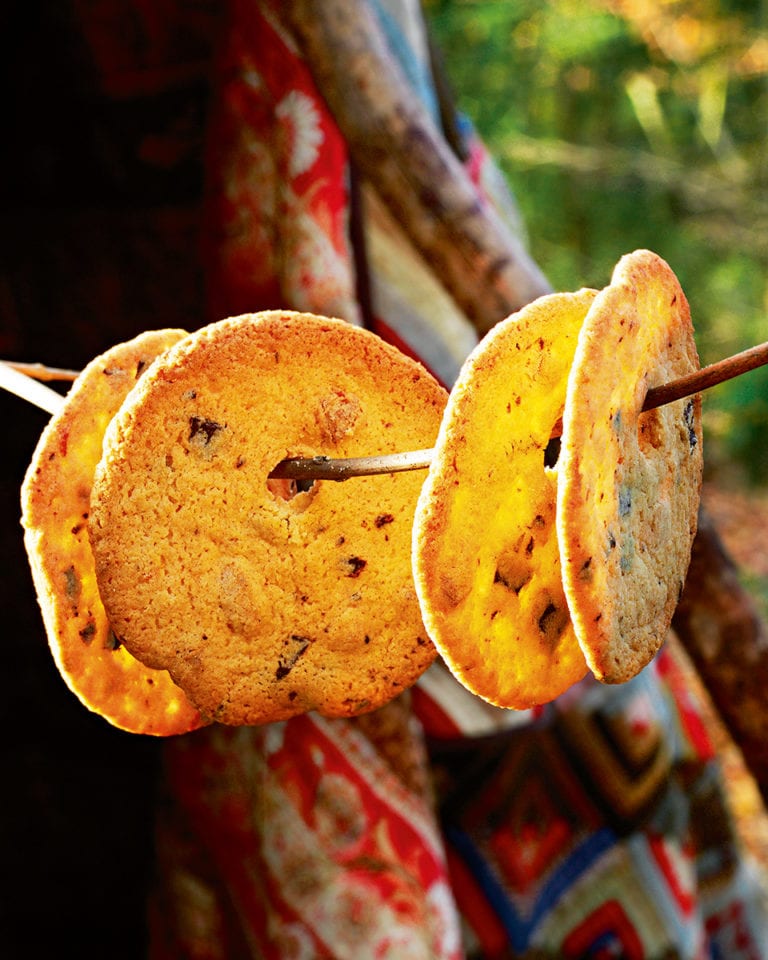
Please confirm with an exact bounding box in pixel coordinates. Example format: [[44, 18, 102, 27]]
[[279, 0, 551, 334]]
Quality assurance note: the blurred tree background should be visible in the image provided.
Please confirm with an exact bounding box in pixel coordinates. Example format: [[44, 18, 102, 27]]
[[426, 0, 767, 484]]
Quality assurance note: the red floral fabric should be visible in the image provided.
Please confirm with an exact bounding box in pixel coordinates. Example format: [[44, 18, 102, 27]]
[[152, 705, 462, 959], [202, 0, 359, 326]]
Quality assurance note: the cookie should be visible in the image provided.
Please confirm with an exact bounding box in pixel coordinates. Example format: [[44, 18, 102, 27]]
[[21, 330, 206, 736], [89, 311, 447, 726], [556, 250, 703, 683], [412, 290, 597, 709]]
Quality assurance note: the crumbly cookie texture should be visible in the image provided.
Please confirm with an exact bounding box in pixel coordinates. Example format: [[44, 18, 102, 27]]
[[557, 250, 703, 683], [412, 290, 597, 709], [21, 329, 205, 736], [89, 311, 446, 726]]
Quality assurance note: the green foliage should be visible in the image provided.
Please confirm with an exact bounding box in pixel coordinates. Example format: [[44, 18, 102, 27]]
[[427, 0, 768, 484]]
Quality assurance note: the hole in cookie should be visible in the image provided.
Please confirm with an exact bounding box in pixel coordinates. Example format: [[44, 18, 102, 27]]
[[266, 477, 316, 500], [543, 435, 561, 469], [266, 455, 320, 511]]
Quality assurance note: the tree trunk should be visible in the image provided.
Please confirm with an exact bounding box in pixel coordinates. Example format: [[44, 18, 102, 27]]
[[281, 0, 552, 335], [674, 507, 768, 804]]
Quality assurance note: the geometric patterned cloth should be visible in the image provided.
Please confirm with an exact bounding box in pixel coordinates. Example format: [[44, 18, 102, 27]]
[[418, 650, 768, 958], [61, 1, 768, 957]]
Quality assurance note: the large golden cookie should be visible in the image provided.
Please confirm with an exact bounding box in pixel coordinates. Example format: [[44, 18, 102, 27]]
[[21, 330, 205, 736], [89, 312, 446, 726], [412, 291, 597, 709], [557, 250, 703, 683]]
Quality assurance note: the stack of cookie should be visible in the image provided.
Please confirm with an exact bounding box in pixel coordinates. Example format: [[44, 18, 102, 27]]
[[413, 249, 703, 708], [22, 313, 446, 733], [21, 251, 704, 734]]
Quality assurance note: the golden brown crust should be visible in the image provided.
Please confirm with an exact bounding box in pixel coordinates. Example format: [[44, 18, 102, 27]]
[[21, 329, 206, 736], [89, 312, 446, 726], [556, 250, 703, 683], [412, 291, 597, 709]]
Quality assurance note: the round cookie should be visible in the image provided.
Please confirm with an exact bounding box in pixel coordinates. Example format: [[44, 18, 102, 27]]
[[89, 311, 447, 726], [21, 330, 206, 736], [556, 250, 703, 684], [412, 290, 597, 710]]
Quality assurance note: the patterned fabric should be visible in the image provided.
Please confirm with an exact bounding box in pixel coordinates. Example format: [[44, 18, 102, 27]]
[[53, 1, 768, 957], [424, 647, 768, 958], [151, 700, 462, 959], [202, 0, 360, 326]]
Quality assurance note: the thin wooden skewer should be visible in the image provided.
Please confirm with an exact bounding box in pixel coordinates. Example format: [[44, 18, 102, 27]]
[[5, 361, 79, 382], [4, 340, 768, 479], [270, 339, 768, 481], [0, 361, 66, 416], [270, 448, 436, 482], [643, 339, 768, 410]]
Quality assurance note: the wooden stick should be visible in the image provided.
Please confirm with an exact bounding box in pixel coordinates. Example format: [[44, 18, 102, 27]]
[[0, 361, 66, 416], [269, 449, 435, 482], [5, 361, 79, 382], [270, 339, 768, 480], [4, 338, 767, 468], [643, 339, 768, 411], [281, 0, 551, 334]]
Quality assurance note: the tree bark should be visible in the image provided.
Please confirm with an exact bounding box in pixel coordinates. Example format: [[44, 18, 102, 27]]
[[280, 0, 552, 335], [674, 508, 768, 804]]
